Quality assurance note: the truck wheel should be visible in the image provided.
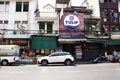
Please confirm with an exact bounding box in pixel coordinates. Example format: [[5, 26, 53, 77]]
[[2, 60, 8, 66]]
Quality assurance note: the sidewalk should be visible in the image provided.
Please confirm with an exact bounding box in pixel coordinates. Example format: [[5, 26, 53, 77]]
[[75, 60, 111, 64], [17, 57, 112, 65]]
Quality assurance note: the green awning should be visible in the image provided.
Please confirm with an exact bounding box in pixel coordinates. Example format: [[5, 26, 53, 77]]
[[108, 40, 120, 45], [87, 39, 107, 44], [87, 39, 120, 45], [31, 36, 57, 49]]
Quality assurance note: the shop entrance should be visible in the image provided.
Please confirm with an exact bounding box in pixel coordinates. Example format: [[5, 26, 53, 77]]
[[61, 44, 83, 60], [62, 44, 75, 57]]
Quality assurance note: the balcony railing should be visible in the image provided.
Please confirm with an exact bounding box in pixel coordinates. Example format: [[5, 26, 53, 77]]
[[1, 29, 120, 39], [0, 29, 59, 36], [85, 30, 109, 38]]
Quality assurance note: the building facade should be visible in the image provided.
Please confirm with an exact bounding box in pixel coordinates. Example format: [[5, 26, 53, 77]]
[[99, 0, 120, 54], [1, 0, 113, 61], [0, 0, 58, 57]]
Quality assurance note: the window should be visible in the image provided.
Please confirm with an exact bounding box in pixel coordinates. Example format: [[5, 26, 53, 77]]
[[111, 0, 116, 2], [5, 1, 9, 11], [101, 9, 109, 22], [22, 21, 28, 24], [16, 2, 22, 12], [0, 1, 4, 4], [15, 21, 21, 24], [39, 22, 45, 30], [100, 0, 104, 3], [16, 2, 29, 12], [108, 0, 117, 2], [50, 53, 60, 56], [15, 21, 27, 29], [0, 20, 8, 24], [0, 20, 3, 24], [0, 20, 8, 29], [23, 2, 29, 12], [104, 0, 107, 2], [38, 21, 54, 33], [47, 22, 53, 33], [110, 10, 118, 22], [0, 1, 9, 11], [101, 10, 107, 17], [4, 20, 8, 24]]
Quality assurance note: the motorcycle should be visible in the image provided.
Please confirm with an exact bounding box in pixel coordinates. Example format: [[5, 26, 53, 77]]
[[90, 57, 101, 63]]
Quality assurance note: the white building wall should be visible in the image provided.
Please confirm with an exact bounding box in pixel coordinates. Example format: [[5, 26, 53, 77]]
[[88, 0, 100, 18], [35, 0, 59, 34], [28, 0, 36, 31], [0, 0, 37, 34], [9, 1, 16, 30], [71, 0, 100, 18], [0, 0, 59, 35]]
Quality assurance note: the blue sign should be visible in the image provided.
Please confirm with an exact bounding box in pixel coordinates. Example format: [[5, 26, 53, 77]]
[[59, 34, 85, 39]]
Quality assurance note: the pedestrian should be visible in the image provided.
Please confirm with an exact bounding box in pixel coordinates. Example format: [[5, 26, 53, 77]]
[[113, 49, 117, 57]]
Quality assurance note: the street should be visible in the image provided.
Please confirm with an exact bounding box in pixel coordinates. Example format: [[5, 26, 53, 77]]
[[0, 63, 120, 80]]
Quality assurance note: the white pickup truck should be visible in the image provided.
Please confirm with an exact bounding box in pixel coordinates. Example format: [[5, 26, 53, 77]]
[[0, 45, 20, 66]]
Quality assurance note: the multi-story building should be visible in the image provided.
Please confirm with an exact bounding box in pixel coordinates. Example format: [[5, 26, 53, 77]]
[[99, 0, 120, 54], [31, 0, 58, 55], [1, 0, 112, 60], [0, 0, 58, 56], [56, 0, 102, 60], [0, 0, 33, 49]]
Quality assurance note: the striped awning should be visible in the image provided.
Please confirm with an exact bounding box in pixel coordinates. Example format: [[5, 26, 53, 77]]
[[59, 39, 86, 42]]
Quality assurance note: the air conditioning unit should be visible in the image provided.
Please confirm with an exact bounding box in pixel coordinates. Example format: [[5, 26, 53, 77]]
[[39, 29, 45, 33], [13, 31, 17, 35]]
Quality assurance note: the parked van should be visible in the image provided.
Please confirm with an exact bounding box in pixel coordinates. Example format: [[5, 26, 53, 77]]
[[0, 45, 20, 66]]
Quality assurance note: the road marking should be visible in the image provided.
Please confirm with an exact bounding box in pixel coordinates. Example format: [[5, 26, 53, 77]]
[[9, 71, 24, 74], [65, 71, 82, 73]]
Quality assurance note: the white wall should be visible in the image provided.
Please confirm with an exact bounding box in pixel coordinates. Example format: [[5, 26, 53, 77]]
[[0, 0, 59, 34], [71, 0, 100, 18], [88, 0, 100, 18], [27, 0, 36, 31]]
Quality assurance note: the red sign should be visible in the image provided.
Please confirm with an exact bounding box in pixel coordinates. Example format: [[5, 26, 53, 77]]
[[12, 40, 28, 45]]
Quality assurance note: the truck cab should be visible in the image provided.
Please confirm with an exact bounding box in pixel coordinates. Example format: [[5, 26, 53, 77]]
[[0, 45, 20, 66]]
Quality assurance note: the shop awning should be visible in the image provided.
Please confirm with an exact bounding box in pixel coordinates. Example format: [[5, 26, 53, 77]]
[[87, 39, 107, 44], [87, 39, 120, 45], [31, 36, 57, 49], [108, 40, 120, 45]]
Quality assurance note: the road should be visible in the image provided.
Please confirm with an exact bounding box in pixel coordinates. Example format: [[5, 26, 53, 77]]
[[0, 63, 120, 80]]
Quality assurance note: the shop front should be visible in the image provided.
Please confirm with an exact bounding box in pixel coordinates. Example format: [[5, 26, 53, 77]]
[[0, 34, 3, 44], [84, 39, 120, 60], [30, 35, 57, 56], [3, 35, 30, 57], [59, 13, 85, 60], [59, 39, 85, 60]]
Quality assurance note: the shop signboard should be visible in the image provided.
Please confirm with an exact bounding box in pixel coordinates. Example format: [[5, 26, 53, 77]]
[[75, 46, 83, 59], [11, 40, 28, 45], [59, 13, 85, 39]]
